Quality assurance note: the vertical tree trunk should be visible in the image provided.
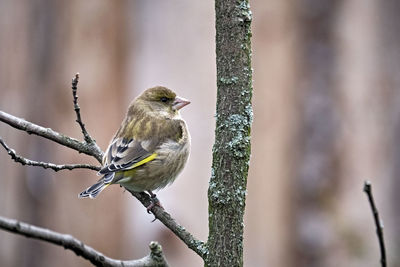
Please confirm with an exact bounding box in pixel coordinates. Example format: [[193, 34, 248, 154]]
[[207, 0, 253, 266]]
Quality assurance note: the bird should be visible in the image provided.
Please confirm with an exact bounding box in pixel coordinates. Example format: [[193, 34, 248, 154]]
[[78, 86, 191, 210]]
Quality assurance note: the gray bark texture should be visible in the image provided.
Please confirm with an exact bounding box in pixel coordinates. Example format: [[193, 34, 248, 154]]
[[206, 0, 253, 266]]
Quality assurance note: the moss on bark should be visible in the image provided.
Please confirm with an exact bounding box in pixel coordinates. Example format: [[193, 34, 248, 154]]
[[206, 0, 253, 266]]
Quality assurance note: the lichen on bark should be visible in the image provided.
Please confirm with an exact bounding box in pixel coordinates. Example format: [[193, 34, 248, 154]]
[[206, 0, 253, 266]]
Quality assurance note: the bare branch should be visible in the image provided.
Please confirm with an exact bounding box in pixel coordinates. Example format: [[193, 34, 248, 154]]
[[0, 215, 169, 267], [0, 109, 207, 260], [0, 72, 208, 263], [0, 110, 103, 163], [129, 191, 208, 259], [71, 73, 98, 146], [363, 181, 387, 267], [0, 137, 100, 172]]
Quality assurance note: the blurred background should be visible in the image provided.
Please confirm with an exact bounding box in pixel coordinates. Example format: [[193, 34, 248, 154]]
[[1, 0, 399, 266]]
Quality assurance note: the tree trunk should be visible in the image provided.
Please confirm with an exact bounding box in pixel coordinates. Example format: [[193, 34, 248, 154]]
[[206, 0, 253, 266]]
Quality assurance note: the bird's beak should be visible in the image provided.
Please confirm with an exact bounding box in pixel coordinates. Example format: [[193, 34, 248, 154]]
[[172, 96, 190, 110]]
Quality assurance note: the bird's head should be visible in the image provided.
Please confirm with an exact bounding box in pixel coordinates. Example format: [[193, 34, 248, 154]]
[[136, 86, 190, 118]]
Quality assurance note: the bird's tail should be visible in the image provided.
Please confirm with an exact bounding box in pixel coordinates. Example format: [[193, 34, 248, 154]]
[[78, 176, 111, 199]]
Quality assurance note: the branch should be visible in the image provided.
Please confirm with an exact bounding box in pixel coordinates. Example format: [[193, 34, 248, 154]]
[[129, 191, 208, 259], [0, 110, 103, 163], [0, 215, 169, 267], [0, 109, 207, 260], [0, 73, 207, 263], [363, 181, 387, 267], [71, 73, 98, 146], [0, 137, 100, 172]]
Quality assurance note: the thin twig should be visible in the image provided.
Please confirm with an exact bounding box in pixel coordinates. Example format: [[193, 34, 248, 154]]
[[0, 86, 208, 261], [71, 73, 97, 145], [363, 181, 387, 267], [0, 138, 100, 172], [0, 110, 206, 259], [0, 110, 103, 163], [128, 191, 208, 259], [0, 215, 169, 267]]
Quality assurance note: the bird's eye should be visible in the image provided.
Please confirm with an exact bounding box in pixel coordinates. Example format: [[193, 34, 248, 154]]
[[160, 97, 168, 103]]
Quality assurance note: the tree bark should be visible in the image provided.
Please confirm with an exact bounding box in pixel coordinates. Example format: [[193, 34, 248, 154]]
[[207, 0, 253, 266]]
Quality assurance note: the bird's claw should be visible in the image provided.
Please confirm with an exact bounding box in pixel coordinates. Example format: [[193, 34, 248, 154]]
[[146, 193, 163, 215]]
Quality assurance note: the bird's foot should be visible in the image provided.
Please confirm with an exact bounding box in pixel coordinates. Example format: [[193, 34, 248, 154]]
[[146, 191, 163, 214]]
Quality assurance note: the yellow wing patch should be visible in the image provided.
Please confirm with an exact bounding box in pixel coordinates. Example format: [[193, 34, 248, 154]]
[[118, 153, 157, 180], [115, 153, 157, 179], [130, 153, 157, 169]]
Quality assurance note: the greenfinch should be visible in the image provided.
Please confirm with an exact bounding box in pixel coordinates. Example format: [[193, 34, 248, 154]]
[[79, 86, 190, 205]]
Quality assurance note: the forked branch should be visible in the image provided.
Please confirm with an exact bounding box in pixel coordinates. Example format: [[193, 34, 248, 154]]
[[0, 109, 206, 261], [0, 74, 206, 264]]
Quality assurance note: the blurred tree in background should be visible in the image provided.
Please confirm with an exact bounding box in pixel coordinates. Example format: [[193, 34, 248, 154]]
[[0, 0, 399, 267]]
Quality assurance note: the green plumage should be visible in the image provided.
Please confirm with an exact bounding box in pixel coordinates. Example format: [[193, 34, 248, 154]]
[[79, 86, 190, 199]]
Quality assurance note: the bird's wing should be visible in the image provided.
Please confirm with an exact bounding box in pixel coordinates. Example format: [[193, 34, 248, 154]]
[[98, 137, 157, 182]]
